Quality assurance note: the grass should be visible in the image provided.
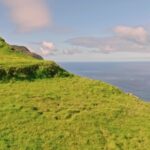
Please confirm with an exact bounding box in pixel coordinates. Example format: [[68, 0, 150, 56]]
[[0, 77, 150, 149], [0, 38, 70, 80], [0, 37, 150, 149]]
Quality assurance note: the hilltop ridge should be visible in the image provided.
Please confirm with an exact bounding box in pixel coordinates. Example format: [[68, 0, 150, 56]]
[[0, 37, 70, 80], [0, 37, 44, 62], [0, 37, 43, 60], [11, 45, 43, 60]]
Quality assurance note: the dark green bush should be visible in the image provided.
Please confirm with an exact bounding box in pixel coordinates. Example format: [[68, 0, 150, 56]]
[[36, 63, 56, 78], [36, 62, 71, 79], [4, 64, 38, 80], [0, 68, 6, 80], [0, 37, 5, 48], [0, 62, 70, 81]]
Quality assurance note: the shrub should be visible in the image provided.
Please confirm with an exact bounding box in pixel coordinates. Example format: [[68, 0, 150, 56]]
[[0, 68, 6, 80], [0, 62, 71, 81]]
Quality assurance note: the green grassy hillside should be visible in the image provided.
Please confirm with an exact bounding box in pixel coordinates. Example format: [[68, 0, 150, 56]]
[[0, 38, 70, 80], [0, 77, 150, 150], [0, 37, 150, 149]]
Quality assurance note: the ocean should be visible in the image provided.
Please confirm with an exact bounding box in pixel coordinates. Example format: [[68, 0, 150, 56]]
[[59, 62, 150, 101]]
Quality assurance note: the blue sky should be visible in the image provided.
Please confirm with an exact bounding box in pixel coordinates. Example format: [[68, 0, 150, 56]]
[[0, 0, 150, 61]]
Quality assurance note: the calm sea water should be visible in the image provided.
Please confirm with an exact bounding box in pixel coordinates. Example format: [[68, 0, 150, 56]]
[[59, 62, 150, 101]]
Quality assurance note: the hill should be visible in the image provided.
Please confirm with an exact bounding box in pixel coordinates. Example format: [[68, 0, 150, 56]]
[[0, 37, 150, 149], [0, 37, 42, 60], [0, 37, 70, 80], [11, 45, 43, 60]]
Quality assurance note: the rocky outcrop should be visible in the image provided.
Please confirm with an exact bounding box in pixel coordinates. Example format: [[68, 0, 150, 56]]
[[11, 45, 43, 60]]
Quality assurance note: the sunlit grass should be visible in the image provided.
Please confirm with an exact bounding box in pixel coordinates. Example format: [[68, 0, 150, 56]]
[[0, 37, 150, 149], [0, 77, 150, 149]]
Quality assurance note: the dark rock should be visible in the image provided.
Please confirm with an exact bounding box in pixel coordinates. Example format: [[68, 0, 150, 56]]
[[11, 45, 43, 60]]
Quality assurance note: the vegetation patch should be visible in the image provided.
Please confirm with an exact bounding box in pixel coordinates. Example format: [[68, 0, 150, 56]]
[[0, 77, 150, 149], [0, 61, 71, 81], [0, 37, 150, 149], [0, 38, 71, 80]]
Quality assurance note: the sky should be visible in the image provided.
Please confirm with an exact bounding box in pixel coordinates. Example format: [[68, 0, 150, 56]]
[[0, 0, 150, 62]]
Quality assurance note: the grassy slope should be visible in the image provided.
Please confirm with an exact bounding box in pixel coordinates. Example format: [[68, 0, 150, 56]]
[[0, 77, 150, 150], [0, 37, 49, 68], [0, 37, 38, 65], [0, 38, 69, 80], [0, 38, 150, 149]]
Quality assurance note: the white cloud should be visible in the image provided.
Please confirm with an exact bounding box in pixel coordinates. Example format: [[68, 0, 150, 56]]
[[68, 25, 150, 54], [42, 41, 55, 50], [62, 48, 83, 55], [3, 0, 51, 32], [40, 41, 56, 56], [114, 26, 148, 43]]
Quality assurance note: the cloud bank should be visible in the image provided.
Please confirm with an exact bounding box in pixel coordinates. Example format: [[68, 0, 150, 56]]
[[114, 26, 148, 43], [68, 26, 150, 53], [3, 0, 51, 32]]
